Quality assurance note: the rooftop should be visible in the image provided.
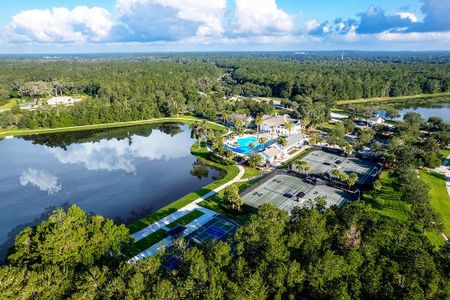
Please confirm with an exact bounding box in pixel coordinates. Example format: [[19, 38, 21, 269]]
[[261, 114, 298, 127]]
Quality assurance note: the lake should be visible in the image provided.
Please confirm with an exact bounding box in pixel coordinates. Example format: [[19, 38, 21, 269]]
[[0, 123, 223, 259], [378, 102, 450, 123]]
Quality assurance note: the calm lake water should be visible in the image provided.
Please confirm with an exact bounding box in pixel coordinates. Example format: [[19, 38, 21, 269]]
[[378, 102, 450, 123], [0, 123, 223, 259]]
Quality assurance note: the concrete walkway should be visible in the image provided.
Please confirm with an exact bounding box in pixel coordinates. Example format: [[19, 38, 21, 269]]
[[129, 164, 245, 261], [130, 207, 218, 262]]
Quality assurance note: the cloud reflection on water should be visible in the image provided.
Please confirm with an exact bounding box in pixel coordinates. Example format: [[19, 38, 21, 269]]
[[47, 130, 193, 173], [19, 168, 62, 195]]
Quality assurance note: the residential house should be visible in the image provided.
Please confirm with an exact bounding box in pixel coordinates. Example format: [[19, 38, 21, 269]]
[[259, 114, 301, 136], [47, 96, 81, 106], [226, 113, 254, 128]]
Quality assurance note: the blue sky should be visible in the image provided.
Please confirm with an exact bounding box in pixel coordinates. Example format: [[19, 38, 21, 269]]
[[0, 0, 449, 53]]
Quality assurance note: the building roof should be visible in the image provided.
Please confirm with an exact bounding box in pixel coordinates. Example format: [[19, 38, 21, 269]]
[[261, 114, 298, 127], [262, 146, 282, 159], [229, 112, 252, 122], [47, 96, 81, 105], [284, 133, 304, 149]]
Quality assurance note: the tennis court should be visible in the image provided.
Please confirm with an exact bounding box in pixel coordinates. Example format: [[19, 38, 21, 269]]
[[242, 174, 354, 212], [187, 215, 239, 244], [300, 150, 381, 185]]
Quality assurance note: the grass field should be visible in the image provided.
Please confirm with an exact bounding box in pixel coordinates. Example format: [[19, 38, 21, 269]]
[[0, 115, 226, 138], [364, 171, 410, 221], [127, 142, 240, 233], [336, 92, 450, 106], [166, 209, 205, 229], [420, 170, 450, 238], [125, 229, 168, 257], [241, 167, 262, 180], [0, 98, 18, 110]]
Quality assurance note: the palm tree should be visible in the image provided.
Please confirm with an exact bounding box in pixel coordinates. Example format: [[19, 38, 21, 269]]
[[331, 168, 342, 182], [222, 112, 229, 125], [294, 159, 311, 175], [277, 136, 287, 147], [248, 152, 263, 168], [347, 173, 359, 188], [190, 121, 206, 147], [258, 137, 268, 145], [223, 185, 243, 211], [285, 121, 293, 135], [255, 115, 263, 133]]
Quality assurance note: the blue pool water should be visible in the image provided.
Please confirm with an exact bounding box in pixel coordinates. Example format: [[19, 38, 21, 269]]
[[225, 136, 273, 155]]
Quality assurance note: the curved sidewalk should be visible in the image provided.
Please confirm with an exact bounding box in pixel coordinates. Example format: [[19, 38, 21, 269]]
[[131, 165, 245, 245]]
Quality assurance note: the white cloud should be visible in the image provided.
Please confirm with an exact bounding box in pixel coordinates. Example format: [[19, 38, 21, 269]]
[[6, 6, 113, 43], [396, 12, 419, 22], [115, 0, 226, 38], [234, 0, 294, 35], [305, 19, 320, 32], [20, 168, 62, 195], [377, 31, 450, 42]]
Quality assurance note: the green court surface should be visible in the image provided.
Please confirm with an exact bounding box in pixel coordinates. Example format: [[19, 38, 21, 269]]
[[188, 215, 239, 244], [301, 150, 381, 185], [242, 174, 355, 212]]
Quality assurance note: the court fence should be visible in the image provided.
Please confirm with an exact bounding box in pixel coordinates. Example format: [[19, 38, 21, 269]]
[[240, 169, 288, 198]]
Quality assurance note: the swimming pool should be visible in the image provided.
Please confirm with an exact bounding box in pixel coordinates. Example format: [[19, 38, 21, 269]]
[[225, 136, 273, 155]]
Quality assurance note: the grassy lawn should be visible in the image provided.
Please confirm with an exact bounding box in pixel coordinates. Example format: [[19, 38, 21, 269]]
[[0, 98, 18, 110], [318, 121, 338, 132], [242, 167, 262, 180], [127, 142, 240, 233], [419, 170, 450, 238], [441, 148, 450, 161], [0, 115, 226, 138], [199, 174, 269, 224], [278, 147, 315, 169], [166, 209, 204, 229], [125, 229, 168, 257], [363, 171, 410, 221], [336, 92, 450, 106]]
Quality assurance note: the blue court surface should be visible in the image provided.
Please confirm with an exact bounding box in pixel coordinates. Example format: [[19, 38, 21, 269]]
[[187, 215, 239, 244]]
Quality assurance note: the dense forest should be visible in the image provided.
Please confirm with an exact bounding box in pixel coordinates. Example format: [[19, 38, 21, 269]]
[[0, 203, 448, 299], [0, 53, 449, 130]]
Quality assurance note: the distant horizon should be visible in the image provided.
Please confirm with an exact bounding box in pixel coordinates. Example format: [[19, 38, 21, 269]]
[[0, 1, 449, 53], [1, 49, 450, 55]]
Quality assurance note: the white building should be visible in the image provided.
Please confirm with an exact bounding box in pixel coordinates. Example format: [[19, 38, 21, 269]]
[[259, 114, 301, 136], [261, 146, 283, 164], [261, 133, 305, 164], [276, 133, 304, 155], [47, 96, 81, 106], [368, 116, 385, 126], [226, 113, 254, 127]]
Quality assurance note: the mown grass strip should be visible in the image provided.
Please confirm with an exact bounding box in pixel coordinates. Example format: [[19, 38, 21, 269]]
[[0, 115, 226, 138], [128, 142, 240, 233], [125, 229, 168, 257], [420, 170, 450, 237], [166, 209, 204, 229], [241, 167, 262, 180], [336, 92, 450, 106], [363, 171, 410, 221]]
